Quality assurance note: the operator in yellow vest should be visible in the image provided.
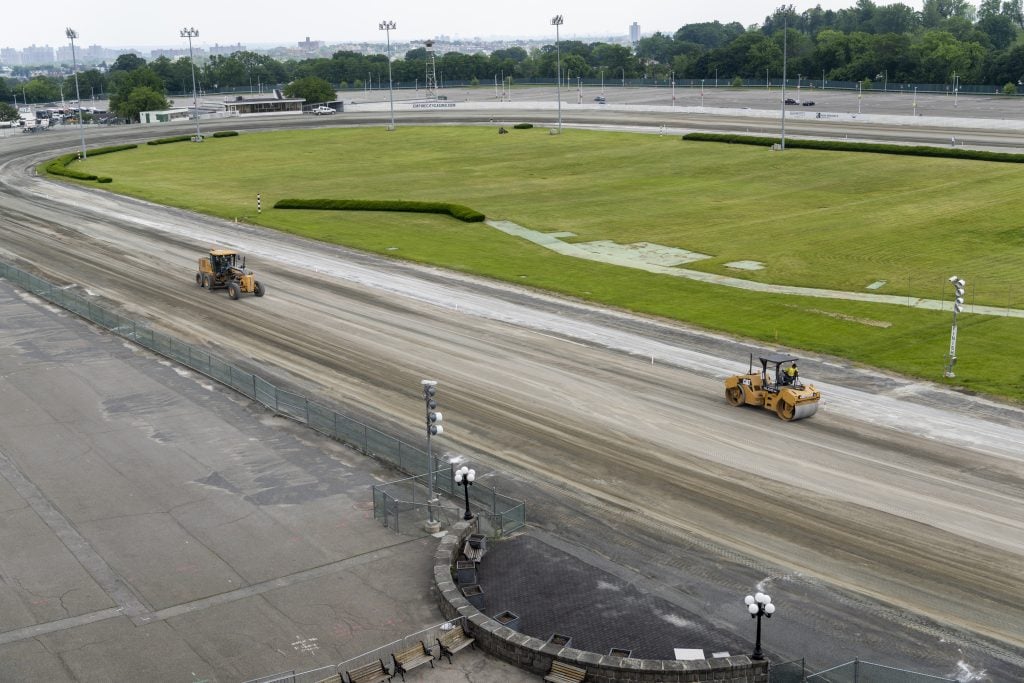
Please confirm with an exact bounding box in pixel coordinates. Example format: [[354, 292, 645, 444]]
[[784, 362, 799, 386]]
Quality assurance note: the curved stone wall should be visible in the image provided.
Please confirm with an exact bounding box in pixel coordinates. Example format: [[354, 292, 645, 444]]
[[433, 520, 769, 683]]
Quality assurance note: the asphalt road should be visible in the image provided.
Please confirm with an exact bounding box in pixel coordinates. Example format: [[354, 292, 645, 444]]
[[2, 102, 1023, 679]]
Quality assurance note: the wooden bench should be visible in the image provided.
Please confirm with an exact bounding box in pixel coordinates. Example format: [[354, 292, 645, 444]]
[[390, 642, 434, 681], [462, 540, 484, 563], [436, 624, 476, 664], [544, 661, 586, 683], [343, 659, 390, 683]]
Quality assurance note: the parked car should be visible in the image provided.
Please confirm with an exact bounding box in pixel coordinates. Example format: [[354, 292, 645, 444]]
[[594, 95, 606, 103], [802, 100, 816, 106], [311, 106, 335, 115], [784, 98, 797, 105]]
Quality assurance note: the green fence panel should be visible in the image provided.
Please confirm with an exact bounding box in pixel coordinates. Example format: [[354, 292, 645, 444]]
[[365, 426, 401, 462], [254, 376, 277, 411], [277, 389, 308, 422], [334, 413, 367, 451]]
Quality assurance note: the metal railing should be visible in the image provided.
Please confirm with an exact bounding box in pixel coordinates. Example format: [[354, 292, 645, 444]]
[[373, 471, 525, 536], [804, 659, 956, 682], [0, 261, 525, 534], [244, 617, 469, 683]]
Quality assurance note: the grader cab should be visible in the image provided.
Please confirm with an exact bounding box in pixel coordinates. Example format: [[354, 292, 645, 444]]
[[195, 249, 266, 300], [724, 353, 820, 421]]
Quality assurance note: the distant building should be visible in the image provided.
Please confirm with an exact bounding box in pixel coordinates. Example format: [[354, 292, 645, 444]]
[[223, 90, 305, 116], [629, 22, 641, 45], [22, 44, 55, 66], [138, 108, 191, 124], [210, 43, 246, 56], [0, 47, 19, 65], [298, 36, 321, 51]]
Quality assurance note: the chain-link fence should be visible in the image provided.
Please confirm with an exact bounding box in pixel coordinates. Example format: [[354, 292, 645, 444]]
[[0, 261, 525, 534], [771, 659, 807, 682], [804, 659, 956, 683]]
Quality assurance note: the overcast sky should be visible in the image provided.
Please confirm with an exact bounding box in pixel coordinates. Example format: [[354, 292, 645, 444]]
[[4, 1, 891, 50]]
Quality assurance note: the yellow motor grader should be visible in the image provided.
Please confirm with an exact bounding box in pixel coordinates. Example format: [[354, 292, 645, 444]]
[[195, 249, 266, 300], [724, 353, 821, 421]]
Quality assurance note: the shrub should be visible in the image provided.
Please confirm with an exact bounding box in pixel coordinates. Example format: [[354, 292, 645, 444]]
[[43, 144, 136, 181], [681, 132, 1024, 163], [1003, 82, 1018, 95], [89, 144, 137, 156], [513, 123, 533, 129], [97, 177, 112, 183], [731, 76, 743, 87], [212, 130, 239, 138], [148, 134, 199, 145], [274, 198, 485, 222]]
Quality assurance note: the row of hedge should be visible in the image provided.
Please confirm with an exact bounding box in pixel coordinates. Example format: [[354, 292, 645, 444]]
[[681, 132, 1024, 163], [147, 130, 240, 145], [274, 198, 486, 222], [44, 144, 138, 183]]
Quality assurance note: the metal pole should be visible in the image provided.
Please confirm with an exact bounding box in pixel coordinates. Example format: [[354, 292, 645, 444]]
[[66, 28, 87, 159], [552, 15, 563, 133], [180, 27, 202, 141], [780, 15, 787, 150], [422, 380, 441, 531], [380, 21, 396, 130]]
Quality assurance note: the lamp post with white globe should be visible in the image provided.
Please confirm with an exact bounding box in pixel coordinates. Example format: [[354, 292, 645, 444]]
[[744, 592, 776, 660], [454, 466, 475, 520]]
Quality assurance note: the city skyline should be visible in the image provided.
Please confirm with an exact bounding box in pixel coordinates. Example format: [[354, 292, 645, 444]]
[[3, 1, 865, 51]]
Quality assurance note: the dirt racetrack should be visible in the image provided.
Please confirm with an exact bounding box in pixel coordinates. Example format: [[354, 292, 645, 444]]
[[2, 114, 1023, 678]]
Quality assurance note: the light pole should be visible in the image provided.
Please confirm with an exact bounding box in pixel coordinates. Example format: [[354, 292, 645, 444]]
[[780, 14, 788, 150], [913, 86, 917, 115], [944, 276, 966, 378], [822, 68, 825, 89], [454, 465, 475, 520], [671, 70, 675, 106], [551, 14, 563, 133], [700, 79, 704, 107], [620, 66, 624, 87], [715, 67, 718, 88], [180, 27, 202, 142], [858, 81, 862, 114], [600, 66, 605, 95], [421, 380, 443, 531], [379, 20, 396, 130], [65, 28, 86, 159], [953, 71, 959, 108], [744, 592, 776, 660]]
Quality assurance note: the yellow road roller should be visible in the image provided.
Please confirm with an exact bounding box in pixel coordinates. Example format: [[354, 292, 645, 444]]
[[724, 353, 821, 421]]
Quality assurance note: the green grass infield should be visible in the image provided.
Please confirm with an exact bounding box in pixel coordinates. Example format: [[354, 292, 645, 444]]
[[68, 126, 1024, 403]]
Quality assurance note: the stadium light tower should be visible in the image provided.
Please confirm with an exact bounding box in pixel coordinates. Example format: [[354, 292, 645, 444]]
[[944, 275, 966, 378], [180, 27, 202, 142], [379, 20, 396, 130], [65, 28, 87, 159], [551, 14, 563, 133]]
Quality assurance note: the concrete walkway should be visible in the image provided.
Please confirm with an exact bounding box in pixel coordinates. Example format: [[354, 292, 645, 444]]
[[487, 219, 1023, 318]]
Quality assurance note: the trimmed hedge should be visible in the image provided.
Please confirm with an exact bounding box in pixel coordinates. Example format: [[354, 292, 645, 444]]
[[274, 198, 486, 223], [148, 134, 202, 145], [513, 123, 534, 129], [212, 130, 239, 137], [44, 144, 137, 181], [681, 132, 1024, 163]]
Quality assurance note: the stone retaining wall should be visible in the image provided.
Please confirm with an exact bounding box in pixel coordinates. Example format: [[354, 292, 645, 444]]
[[433, 521, 769, 683]]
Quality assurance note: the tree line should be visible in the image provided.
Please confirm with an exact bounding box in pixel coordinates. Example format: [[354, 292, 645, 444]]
[[3, 0, 1023, 123]]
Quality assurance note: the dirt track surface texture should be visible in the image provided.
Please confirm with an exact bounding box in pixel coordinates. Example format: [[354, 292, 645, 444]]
[[2, 117, 1023, 679]]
